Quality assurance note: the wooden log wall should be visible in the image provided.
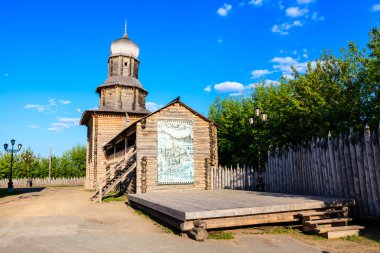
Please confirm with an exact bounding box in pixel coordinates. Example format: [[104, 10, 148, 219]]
[[212, 124, 380, 218]]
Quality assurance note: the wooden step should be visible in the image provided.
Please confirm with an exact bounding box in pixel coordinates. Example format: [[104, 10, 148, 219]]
[[315, 225, 364, 234], [320, 229, 359, 239], [304, 218, 352, 225], [299, 210, 344, 217]]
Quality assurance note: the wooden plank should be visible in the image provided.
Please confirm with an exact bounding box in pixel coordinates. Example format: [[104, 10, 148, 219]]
[[130, 201, 184, 231], [320, 230, 359, 239], [362, 131, 375, 216], [333, 139, 343, 198], [364, 126, 380, 216], [338, 135, 350, 198], [191, 210, 304, 230], [298, 210, 345, 217], [315, 225, 364, 233], [354, 134, 370, 216], [348, 130, 362, 215], [371, 130, 380, 216], [343, 134, 355, 200], [304, 218, 352, 225]]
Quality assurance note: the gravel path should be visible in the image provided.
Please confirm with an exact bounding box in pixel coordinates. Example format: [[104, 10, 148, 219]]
[[0, 187, 323, 253]]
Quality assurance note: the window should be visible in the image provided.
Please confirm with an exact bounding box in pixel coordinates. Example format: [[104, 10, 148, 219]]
[[124, 62, 128, 67]]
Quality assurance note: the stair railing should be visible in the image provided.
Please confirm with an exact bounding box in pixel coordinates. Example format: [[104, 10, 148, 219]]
[[91, 145, 136, 200]]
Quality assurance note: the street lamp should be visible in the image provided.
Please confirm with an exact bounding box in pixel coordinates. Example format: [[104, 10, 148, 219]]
[[22, 151, 35, 187], [4, 139, 22, 192], [248, 108, 268, 171]]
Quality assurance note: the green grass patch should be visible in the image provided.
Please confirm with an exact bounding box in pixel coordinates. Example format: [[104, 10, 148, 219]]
[[265, 226, 295, 235], [208, 231, 234, 240], [341, 235, 362, 243], [102, 194, 126, 202], [101, 191, 126, 202], [263, 226, 326, 241]]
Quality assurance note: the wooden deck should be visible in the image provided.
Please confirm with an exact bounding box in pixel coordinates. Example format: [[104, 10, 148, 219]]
[[128, 190, 354, 233]]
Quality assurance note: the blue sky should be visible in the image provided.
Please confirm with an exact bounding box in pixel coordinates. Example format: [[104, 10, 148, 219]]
[[0, 0, 379, 157]]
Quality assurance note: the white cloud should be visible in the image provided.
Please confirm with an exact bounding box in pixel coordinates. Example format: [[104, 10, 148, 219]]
[[372, 4, 380, 12], [297, 0, 314, 4], [311, 11, 324, 21], [203, 85, 212, 92], [60, 100, 71, 105], [25, 104, 47, 112], [279, 1, 285, 10], [286, 7, 309, 18], [217, 3, 232, 16], [214, 81, 245, 93], [272, 20, 303, 35], [249, 0, 263, 7], [48, 117, 80, 132], [229, 92, 243, 96], [251, 69, 272, 78], [58, 117, 80, 124], [283, 74, 295, 80], [264, 79, 280, 85], [146, 102, 163, 112], [270, 56, 315, 76], [27, 125, 40, 129], [48, 98, 57, 107]]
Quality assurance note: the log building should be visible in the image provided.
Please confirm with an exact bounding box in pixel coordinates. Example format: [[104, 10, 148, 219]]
[[80, 27, 218, 197]]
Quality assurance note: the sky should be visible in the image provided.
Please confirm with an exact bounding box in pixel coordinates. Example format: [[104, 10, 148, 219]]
[[0, 0, 379, 157]]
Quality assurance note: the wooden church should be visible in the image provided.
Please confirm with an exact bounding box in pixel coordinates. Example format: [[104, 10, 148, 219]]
[[80, 26, 218, 201]]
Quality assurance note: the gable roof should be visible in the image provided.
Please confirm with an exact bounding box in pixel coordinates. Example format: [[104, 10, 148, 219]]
[[80, 106, 150, 126], [104, 97, 214, 147]]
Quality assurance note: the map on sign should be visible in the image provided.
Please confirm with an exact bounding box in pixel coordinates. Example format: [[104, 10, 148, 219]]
[[157, 119, 194, 184]]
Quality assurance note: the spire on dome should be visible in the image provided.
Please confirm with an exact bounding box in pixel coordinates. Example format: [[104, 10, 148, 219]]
[[123, 19, 128, 38]]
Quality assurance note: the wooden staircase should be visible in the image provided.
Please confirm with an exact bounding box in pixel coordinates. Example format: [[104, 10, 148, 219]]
[[91, 146, 136, 202], [299, 209, 364, 239]]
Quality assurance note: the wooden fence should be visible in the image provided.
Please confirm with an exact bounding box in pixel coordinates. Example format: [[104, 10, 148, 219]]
[[0, 177, 85, 188], [212, 125, 380, 218], [211, 165, 258, 191]]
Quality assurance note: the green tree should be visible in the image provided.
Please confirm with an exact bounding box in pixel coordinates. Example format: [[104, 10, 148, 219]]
[[209, 27, 380, 166]]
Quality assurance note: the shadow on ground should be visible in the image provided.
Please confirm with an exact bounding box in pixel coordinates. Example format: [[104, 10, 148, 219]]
[[0, 187, 45, 198]]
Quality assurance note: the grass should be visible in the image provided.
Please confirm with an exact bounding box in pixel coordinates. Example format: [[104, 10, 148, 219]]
[[342, 235, 362, 243], [208, 231, 234, 240], [261, 226, 326, 241], [102, 191, 127, 202], [265, 226, 295, 235]]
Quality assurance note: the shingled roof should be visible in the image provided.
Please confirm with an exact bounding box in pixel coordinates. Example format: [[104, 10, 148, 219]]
[[95, 76, 148, 93], [80, 106, 150, 126], [104, 97, 213, 148]]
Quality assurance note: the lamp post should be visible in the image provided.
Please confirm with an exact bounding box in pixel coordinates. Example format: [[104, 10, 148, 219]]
[[248, 107, 268, 171], [4, 139, 22, 192], [22, 151, 35, 187]]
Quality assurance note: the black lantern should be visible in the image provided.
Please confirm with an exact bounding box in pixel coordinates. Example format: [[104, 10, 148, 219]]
[[4, 139, 22, 192]]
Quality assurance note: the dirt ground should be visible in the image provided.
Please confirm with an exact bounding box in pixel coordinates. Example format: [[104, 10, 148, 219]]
[[0, 187, 379, 253]]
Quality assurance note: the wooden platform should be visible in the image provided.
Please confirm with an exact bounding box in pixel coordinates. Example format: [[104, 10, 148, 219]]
[[128, 190, 354, 232]]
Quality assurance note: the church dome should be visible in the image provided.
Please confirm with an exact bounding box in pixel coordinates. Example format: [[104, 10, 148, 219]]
[[110, 32, 139, 58]]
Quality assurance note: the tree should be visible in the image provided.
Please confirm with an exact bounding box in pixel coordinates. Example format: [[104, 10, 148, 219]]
[[209, 27, 380, 166], [0, 145, 86, 179]]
